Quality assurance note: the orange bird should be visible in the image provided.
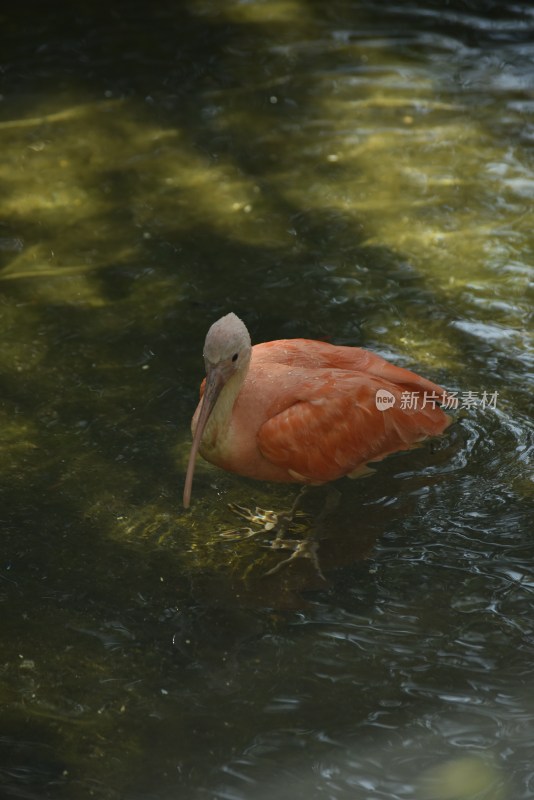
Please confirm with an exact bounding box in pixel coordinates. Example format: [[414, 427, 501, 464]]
[[183, 313, 451, 508]]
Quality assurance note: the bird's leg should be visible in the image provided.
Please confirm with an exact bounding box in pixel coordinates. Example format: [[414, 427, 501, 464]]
[[266, 486, 339, 547], [219, 486, 339, 582], [218, 504, 282, 541], [315, 485, 341, 524], [263, 539, 325, 580], [225, 505, 280, 531], [262, 486, 311, 547], [220, 486, 310, 541], [263, 486, 341, 580]]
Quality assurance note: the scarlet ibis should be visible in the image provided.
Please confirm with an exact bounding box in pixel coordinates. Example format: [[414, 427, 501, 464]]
[[183, 313, 451, 509]]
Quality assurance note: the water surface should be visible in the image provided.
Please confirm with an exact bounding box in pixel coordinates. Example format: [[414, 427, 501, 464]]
[[1, 1, 533, 798]]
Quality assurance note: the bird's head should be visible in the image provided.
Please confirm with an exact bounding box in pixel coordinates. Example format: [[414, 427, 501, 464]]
[[203, 312, 252, 379]]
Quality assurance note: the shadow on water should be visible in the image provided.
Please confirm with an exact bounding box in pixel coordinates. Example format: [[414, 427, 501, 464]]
[[0, 0, 533, 798]]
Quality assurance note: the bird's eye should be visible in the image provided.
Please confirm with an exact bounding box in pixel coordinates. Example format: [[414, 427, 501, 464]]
[[232, 353, 239, 362]]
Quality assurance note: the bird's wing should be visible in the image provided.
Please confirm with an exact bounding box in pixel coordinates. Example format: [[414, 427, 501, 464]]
[[255, 340, 449, 398], [257, 372, 449, 483]]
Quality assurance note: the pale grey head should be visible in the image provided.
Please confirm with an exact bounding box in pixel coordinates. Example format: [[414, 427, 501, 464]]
[[203, 312, 251, 370]]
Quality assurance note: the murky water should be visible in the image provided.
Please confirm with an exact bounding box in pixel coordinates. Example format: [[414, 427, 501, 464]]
[[1, 1, 533, 798]]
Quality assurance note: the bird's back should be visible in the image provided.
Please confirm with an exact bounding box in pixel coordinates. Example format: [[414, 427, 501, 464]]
[[254, 339, 444, 394], [248, 339, 451, 483]]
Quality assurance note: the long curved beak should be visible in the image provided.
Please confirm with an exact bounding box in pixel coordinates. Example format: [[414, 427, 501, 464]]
[[183, 365, 225, 509]]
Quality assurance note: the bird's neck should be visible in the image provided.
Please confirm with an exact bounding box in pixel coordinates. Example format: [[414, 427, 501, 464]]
[[201, 360, 249, 453]]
